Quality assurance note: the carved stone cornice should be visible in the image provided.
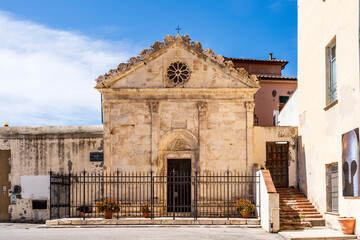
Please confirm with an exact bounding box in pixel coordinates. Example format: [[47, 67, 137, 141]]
[[99, 88, 258, 100], [149, 101, 159, 113]]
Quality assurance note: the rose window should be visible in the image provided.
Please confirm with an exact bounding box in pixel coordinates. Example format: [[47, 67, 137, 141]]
[[167, 61, 190, 84]]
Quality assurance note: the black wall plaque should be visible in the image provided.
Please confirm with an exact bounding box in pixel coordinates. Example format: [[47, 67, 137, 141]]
[[90, 152, 103, 162]]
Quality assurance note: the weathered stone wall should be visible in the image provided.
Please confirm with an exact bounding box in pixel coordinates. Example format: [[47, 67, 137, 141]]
[[0, 126, 103, 221], [103, 99, 252, 173]]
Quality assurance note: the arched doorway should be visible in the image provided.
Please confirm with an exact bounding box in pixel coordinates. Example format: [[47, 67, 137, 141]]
[[158, 130, 198, 213]]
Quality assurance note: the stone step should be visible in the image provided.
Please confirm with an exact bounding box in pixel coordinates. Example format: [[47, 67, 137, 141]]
[[280, 225, 306, 230], [280, 202, 313, 206], [280, 213, 323, 218], [280, 208, 318, 213], [280, 199, 310, 203], [280, 206, 316, 212], [279, 194, 305, 197], [280, 221, 312, 228], [279, 197, 307, 200]]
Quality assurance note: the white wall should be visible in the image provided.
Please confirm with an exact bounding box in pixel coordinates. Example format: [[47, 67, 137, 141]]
[[278, 90, 298, 126]]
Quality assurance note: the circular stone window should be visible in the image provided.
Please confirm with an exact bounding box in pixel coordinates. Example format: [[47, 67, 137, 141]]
[[166, 61, 190, 85]]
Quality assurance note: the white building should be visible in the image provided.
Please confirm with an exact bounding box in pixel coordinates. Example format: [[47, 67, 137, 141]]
[[298, 0, 360, 234]]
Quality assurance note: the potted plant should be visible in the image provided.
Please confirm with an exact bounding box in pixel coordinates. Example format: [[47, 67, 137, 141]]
[[76, 205, 91, 217], [235, 199, 256, 218], [96, 199, 120, 219], [338, 217, 356, 235], [140, 205, 151, 218]]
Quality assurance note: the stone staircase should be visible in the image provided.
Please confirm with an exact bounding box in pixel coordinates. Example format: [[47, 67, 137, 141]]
[[277, 188, 325, 230]]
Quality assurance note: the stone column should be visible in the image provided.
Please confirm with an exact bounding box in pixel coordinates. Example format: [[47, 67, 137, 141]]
[[197, 101, 207, 172], [149, 101, 159, 172], [245, 101, 255, 174]]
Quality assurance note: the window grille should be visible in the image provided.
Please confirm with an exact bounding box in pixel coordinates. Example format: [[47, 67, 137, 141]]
[[326, 164, 338, 213]]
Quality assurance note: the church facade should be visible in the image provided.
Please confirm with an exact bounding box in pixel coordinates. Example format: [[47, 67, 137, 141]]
[[95, 34, 260, 174]]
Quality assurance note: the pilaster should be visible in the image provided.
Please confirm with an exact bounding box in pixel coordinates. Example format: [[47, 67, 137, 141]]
[[197, 101, 207, 172], [149, 101, 159, 171], [245, 101, 255, 174]]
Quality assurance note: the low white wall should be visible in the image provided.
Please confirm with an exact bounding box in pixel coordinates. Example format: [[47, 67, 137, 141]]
[[257, 170, 279, 233]]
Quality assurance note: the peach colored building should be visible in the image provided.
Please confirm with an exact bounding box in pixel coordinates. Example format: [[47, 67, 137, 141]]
[[228, 56, 297, 126]]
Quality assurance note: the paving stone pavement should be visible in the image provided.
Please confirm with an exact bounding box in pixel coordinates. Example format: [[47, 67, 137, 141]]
[[0, 223, 283, 240]]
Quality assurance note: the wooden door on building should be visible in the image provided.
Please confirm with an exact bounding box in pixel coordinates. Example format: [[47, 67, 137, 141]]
[[266, 142, 289, 188], [0, 150, 11, 220], [167, 159, 191, 212]]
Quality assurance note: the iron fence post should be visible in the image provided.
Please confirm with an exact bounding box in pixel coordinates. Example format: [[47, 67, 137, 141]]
[[49, 170, 52, 220], [150, 170, 154, 220], [68, 171, 71, 218], [117, 170, 119, 220], [227, 169, 230, 220], [172, 169, 175, 220], [83, 170, 86, 220], [194, 170, 198, 220]]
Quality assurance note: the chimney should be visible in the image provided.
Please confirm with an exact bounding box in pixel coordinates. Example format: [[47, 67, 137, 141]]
[[269, 52, 273, 60]]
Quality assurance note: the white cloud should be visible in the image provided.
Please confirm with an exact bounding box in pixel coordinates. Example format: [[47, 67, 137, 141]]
[[0, 11, 140, 126]]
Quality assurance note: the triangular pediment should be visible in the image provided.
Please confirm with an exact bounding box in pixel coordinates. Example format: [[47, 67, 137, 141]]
[[95, 35, 260, 90]]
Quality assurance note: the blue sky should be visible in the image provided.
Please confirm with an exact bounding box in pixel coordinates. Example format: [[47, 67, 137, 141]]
[[0, 0, 297, 126]]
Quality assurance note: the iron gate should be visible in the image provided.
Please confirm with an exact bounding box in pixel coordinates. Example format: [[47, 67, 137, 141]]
[[50, 171, 260, 219]]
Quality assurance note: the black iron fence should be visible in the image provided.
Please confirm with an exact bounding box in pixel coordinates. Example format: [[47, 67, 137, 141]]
[[50, 171, 260, 220]]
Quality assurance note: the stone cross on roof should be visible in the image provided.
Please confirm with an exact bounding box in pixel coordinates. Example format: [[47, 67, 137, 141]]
[[175, 26, 181, 34]]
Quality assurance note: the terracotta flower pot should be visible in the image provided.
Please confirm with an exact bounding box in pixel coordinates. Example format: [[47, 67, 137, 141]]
[[242, 212, 249, 218], [338, 217, 355, 235], [143, 212, 150, 218], [104, 212, 113, 219], [79, 212, 84, 218]]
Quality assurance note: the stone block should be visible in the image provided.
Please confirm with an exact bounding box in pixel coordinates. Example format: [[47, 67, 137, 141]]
[[212, 219, 227, 225], [135, 124, 150, 135], [229, 219, 246, 225], [139, 219, 158, 225], [46, 220, 59, 225], [192, 220, 212, 225], [58, 220, 72, 225], [246, 219, 260, 225], [117, 219, 141, 225]]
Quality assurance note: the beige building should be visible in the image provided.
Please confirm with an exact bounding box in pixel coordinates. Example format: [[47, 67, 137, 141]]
[[298, 0, 360, 234]]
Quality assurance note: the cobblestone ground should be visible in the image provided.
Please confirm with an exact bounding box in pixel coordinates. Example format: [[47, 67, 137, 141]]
[[0, 223, 283, 240]]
